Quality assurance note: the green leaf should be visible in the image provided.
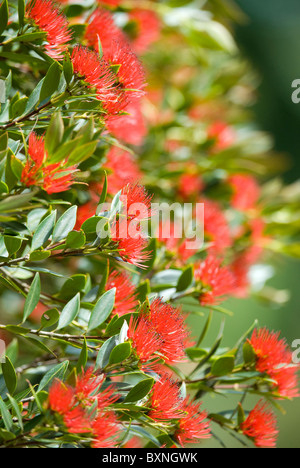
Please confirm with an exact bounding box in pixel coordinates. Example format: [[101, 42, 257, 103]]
[[63, 54, 73, 85], [177, 265, 193, 292], [29, 250, 51, 262], [0, 396, 13, 431], [59, 274, 87, 301], [243, 341, 256, 365], [31, 211, 56, 251], [124, 378, 154, 403], [40, 62, 61, 103], [4, 236, 22, 255], [66, 230, 86, 249], [0, 192, 34, 212], [88, 288, 116, 332], [37, 361, 69, 392], [1, 357, 17, 395], [22, 273, 41, 323], [44, 112, 64, 154], [18, 0, 25, 26], [23, 78, 45, 115], [98, 171, 107, 206], [9, 32, 46, 43], [68, 141, 98, 165], [52, 206, 77, 242], [0, 0, 8, 36], [108, 342, 131, 365], [40, 308, 60, 329], [95, 336, 117, 369], [56, 293, 80, 330], [76, 338, 88, 374], [211, 356, 235, 377]]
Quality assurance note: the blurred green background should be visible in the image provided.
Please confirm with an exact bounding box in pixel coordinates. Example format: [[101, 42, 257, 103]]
[[201, 0, 300, 448]]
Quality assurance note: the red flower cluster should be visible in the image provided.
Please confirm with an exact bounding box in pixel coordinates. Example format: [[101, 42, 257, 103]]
[[21, 132, 77, 194], [85, 8, 125, 55], [106, 270, 138, 317], [148, 375, 183, 421], [129, 9, 161, 54], [207, 121, 236, 152], [128, 298, 188, 364], [104, 147, 142, 194], [26, 0, 72, 60], [249, 328, 299, 399], [106, 101, 147, 146], [158, 221, 199, 266], [71, 45, 116, 104], [111, 183, 152, 268], [194, 255, 235, 305], [241, 401, 278, 448], [229, 174, 261, 212], [175, 399, 211, 446], [197, 199, 232, 255], [48, 368, 120, 447]]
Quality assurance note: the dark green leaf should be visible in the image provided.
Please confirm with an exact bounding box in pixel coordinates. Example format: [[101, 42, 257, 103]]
[[88, 288, 116, 332], [52, 205, 77, 242], [0, 0, 8, 36], [31, 211, 56, 251], [37, 361, 69, 392], [40, 62, 61, 103], [211, 356, 235, 377], [177, 265, 193, 292], [56, 293, 80, 330], [124, 378, 154, 403], [108, 342, 131, 365], [1, 357, 17, 395], [22, 273, 41, 322]]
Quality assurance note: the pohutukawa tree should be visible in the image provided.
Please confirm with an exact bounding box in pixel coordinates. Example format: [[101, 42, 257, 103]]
[[0, 0, 298, 449]]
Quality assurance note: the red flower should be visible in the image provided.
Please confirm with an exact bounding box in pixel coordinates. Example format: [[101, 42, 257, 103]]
[[97, 0, 121, 6], [103, 147, 142, 195], [147, 298, 188, 363], [195, 255, 235, 305], [128, 316, 162, 363], [113, 225, 151, 269], [75, 200, 98, 230], [63, 407, 92, 434], [158, 221, 200, 266], [85, 8, 125, 55], [106, 101, 147, 146], [230, 254, 251, 298], [229, 174, 261, 212], [106, 270, 138, 317], [129, 9, 161, 54], [241, 401, 278, 448], [207, 121, 236, 152], [175, 400, 211, 446], [249, 328, 299, 398], [75, 368, 118, 409], [102, 38, 146, 115], [178, 172, 204, 201], [197, 199, 232, 254], [48, 380, 75, 415], [71, 45, 116, 104], [120, 183, 152, 221], [26, 0, 72, 60], [149, 375, 183, 421], [129, 299, 188, 364], [92, 412, 120, 448], [21, 132, 77, 194], [249, 328, 289, 376]]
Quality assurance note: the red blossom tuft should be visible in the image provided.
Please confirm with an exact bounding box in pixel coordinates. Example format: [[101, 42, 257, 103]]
[[92, 412, 120, 448], [229, 174, 261, 212], [63, 406, 92, 434], [129, 9, 161, 54], [241, 401, 278, 448], [207, 121, 236, 152], [195, 255, 236, 305], [128, 315, 162, 363], [120, 183, 152, 220], [97, 0, 121, 6], [48, 380, 75, 415], [249, 328, 299, 398], [71, 45, 117, 104], [175, 399, 211, 446], [197, 199, 232, 254], [26, 0, 72, 60], [149, 375, 183, 421], [85, 8, 125, 55], [21, 132, 77, 194], [106, 101, 147, 146], [178, 172, 204, 201], [103, 147, 142, 195], [113, 225, 151, 269], [147, 298, 188, 363], [106, 270, 138, 317]]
